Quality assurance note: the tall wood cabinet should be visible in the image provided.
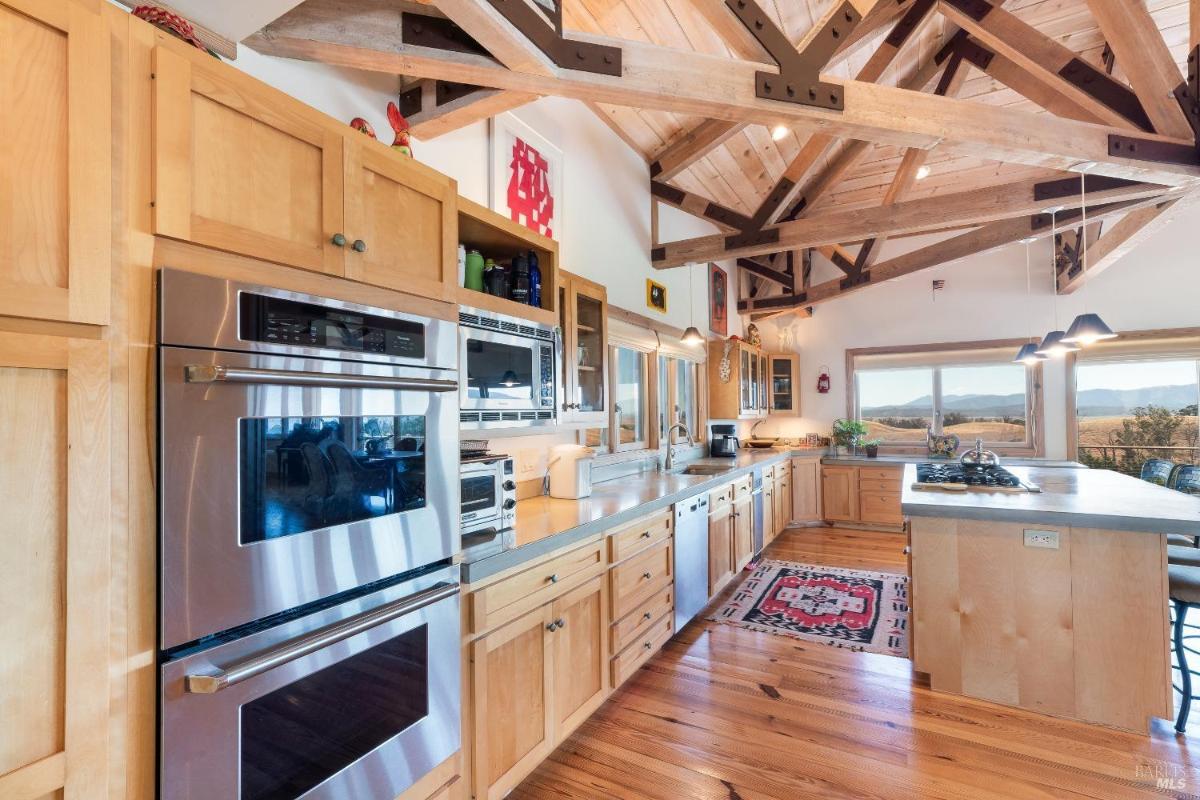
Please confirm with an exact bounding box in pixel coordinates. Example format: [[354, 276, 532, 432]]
[[558, 271, 608, 424], [0, 0, 110, 325], [0, 331, 111, 799], [791, 457, 822, 523], [152, 43, 457, 300]]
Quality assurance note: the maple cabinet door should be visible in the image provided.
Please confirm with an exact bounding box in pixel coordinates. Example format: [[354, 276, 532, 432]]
[[708, 503, 734, 596], [343, 139, 457, 302], [550, 575, 609, 738], [0, 332, 111, 799], [0, 0, 109, 324], [471, 603, 554, 800], [152, 45, 345, 275]]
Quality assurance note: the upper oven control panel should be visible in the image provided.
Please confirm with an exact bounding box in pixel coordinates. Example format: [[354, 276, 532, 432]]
[[240, 292, 425, 359]]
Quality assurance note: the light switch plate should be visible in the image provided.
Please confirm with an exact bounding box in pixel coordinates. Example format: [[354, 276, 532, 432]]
[[1023, 529, 1060, 549]]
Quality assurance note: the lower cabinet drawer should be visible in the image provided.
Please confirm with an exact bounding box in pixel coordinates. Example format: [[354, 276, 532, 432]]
[[610, 538, 673, 620], [611, 584, 673, 655], [611, 612, 673, 688], [609, 508, 673, 564], [469, 539, 605, 634], [859, 478, 901, 493], [859, 467, 902, 482], [860, 491, 903, 524]]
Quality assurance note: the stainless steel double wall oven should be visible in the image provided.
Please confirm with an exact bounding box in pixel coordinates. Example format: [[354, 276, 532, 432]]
[[157, 269, 461, 800]]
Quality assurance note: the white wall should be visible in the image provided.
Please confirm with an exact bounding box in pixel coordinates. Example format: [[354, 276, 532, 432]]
[[751, 203, 1200, 458]]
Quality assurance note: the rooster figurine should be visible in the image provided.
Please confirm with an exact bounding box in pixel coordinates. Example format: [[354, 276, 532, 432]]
[[386, 102, 414, 158]]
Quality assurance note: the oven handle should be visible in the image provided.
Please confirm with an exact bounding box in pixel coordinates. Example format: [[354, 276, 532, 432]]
[[185, 581, 460, 694], [185, 364, 458, 393]]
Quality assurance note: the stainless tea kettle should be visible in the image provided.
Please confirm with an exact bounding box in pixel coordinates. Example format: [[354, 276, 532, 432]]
[[960, 437, 1001, 466]]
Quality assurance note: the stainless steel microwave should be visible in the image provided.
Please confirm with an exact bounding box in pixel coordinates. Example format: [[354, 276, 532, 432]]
[[458, 307, 558, 429]]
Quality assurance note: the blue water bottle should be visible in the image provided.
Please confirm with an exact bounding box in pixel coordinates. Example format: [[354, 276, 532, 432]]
[[528, 250, 541, 307]]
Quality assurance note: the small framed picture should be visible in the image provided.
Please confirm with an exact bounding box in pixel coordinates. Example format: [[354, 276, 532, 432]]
[[646, 279, 668, 314], [709, 263, 728, 337]]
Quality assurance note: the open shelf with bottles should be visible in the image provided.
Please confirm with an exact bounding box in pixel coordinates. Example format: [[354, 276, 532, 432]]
[[456, 196, 558, 326]]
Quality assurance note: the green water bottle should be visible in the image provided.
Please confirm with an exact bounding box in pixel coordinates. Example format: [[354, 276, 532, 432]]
[[464, 249, 485, 291]]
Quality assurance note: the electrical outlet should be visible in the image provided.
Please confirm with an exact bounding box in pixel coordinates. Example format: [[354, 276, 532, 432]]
[[1023, 529, 1059, 549], [517, 449, 546, 478]]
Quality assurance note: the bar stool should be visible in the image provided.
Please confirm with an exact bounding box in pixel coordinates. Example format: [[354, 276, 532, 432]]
[[1169, 563, 1200, 732], [1142, 458, 1177, 486]]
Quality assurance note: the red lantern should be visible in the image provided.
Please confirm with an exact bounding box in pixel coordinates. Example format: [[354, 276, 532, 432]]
[[817, 366, 831, 394]]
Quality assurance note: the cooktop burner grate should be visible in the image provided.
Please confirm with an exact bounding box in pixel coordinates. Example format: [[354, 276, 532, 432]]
[[916, 463, 1024, 488]]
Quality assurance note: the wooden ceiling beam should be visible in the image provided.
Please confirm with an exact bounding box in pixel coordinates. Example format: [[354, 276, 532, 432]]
[[650, 119, 744, 181], [653, 176, 1174, 267], [741, 193, 1170, 315], [737, 257, 794, 288], [399, 78, 537, 138], [650, 180, 752, 231], [434, 0, 557, 76], [1084, 0, 1193, 140], [817, 244, 857, 273], [1056, 199, 1183, 293], [938, 0, 1152, 133], [956, 36, 1104, 125], [748, 0, 939, 227], [248, 0, 1200, 187]]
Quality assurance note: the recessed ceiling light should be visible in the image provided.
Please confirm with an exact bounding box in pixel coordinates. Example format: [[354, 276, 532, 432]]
[[1069, 161, 1099, 173], [915, 165, 931, 180], [771, 124, 789, 141]]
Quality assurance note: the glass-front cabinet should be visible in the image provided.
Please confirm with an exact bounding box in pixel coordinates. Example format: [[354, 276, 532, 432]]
[[559, 270, 608, 425], [769, 354, 800, 415], [709, 340, 770, 420]]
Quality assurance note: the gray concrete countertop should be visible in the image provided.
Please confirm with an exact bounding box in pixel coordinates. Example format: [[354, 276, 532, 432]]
[[901, 464, 1200, 534], [460, 448, 812, 583]]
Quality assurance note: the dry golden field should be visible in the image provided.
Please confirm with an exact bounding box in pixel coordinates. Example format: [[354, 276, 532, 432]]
[[1077, 415, 1200, 447], [864, 420, 1027, 443]]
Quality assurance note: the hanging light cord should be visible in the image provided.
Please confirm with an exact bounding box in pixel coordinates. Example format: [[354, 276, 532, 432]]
[[1050, 209, 1058, 330], [1079, 171, 1089, 312], [1024, 240, 1033, 342]]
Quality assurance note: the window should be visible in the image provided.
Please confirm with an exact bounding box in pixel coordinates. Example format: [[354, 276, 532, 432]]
[[613, 346, 648, 451], [658, 354, 700, 444], [1071, 341, 1200, 476], [850, 342, 1041, 453]]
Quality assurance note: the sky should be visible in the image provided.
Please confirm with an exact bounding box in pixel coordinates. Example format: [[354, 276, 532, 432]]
[[1076, 359, 1199, 392], [858, 365, 1027, 408]]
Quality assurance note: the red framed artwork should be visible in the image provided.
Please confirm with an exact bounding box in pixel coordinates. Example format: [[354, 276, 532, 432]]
[[709, 263, 728, 337]]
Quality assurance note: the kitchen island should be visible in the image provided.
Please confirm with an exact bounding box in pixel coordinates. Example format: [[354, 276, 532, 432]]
[[902, 464, 1200, 732]]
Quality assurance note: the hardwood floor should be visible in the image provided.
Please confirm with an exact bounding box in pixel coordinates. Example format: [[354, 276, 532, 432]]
[[511, 526, 1200, 800]]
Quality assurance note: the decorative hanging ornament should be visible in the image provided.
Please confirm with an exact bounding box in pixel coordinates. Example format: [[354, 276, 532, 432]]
[[817, 365, 831, 394], [719, 341, 734, 383]]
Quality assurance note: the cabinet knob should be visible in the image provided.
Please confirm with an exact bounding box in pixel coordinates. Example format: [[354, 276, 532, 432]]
[[352, 239, 367, 253], [640, 531, 651, 539], [643, 641, 652, 650], [548, 573, 559, 584], [643, 612, 652, 621], [903, 546, 911, 555], [555, 617, 565, 629], [331, 233, 346, 247], [642, 572, 652, 580], [546, 621, 558, 632]]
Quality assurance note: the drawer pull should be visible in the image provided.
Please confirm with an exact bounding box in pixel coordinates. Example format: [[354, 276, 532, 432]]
[[548, 573, 559, 584], [642, 572, 652, 580], [643, 612, 652, 621], [643, 641, 652, 650], [641, 531, 652, 539], [330, 233, 346, 247], [352, 238, 367, 252]]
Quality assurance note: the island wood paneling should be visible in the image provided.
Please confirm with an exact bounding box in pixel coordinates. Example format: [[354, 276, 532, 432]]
[[911, 517, 1172, 731]]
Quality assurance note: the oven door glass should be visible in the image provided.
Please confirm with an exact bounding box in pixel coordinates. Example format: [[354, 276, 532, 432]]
[[160, 347, 459, 649], [460, 473, 497, 519], [464, 337, 534, 402], [241, 415, 426, 544], [240, 626, 429, 800]]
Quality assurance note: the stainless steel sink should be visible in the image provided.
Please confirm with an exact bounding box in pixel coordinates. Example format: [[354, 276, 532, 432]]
[[680, 465, 731, 475]]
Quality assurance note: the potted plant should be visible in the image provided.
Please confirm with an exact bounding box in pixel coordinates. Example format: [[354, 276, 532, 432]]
[[831, 418, 869, 455], [864, 439, 881, 458]]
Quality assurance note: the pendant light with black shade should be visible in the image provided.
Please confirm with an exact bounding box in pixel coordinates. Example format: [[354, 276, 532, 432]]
[[1062, 167, 1118, 345], [1013, 235, 1047, 365], [681, 262, 705, 346], [1035, 207, 1080, 358]]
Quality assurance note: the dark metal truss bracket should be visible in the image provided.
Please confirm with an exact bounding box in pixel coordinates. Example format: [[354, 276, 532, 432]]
[[1172, 45, 1200, 145], [401, 13, 492, 58], [485, 0, 622, 76], [725, 0, 861, 111], [397, 80, 488, 119]]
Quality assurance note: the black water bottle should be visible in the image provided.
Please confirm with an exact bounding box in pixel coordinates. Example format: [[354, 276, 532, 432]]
[[511, 254, 530, 304]]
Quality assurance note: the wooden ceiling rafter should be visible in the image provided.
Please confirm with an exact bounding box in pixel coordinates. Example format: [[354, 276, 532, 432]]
[[1056, 197, 1185, 293], [398, 76, 538, 137]]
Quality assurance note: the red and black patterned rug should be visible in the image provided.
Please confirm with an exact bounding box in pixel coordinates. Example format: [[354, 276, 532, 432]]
[[710, 560, 910, 658]]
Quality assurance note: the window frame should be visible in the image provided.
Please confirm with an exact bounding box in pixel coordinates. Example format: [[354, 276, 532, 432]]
[[610, 343, 651, 453], [658, 353, 702, 447], [1065, 327, 1200, 467], [847, 339, 1044, 456]]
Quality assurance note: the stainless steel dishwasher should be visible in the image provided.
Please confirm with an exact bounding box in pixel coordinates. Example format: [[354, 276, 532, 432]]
[[674, 494, 710, 631], [751, 467, 764, 555]]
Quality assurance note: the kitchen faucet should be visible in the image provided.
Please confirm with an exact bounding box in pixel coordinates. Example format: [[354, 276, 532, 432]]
[[664, 422, 690, 470], [751, 419, 766, 438]]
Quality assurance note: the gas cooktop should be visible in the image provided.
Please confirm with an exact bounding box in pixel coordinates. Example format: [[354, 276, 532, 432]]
[[913, 463, 1040, 493]]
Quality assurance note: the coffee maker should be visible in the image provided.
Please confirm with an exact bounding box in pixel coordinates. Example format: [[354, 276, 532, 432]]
[[710, 423, 740, 458]]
